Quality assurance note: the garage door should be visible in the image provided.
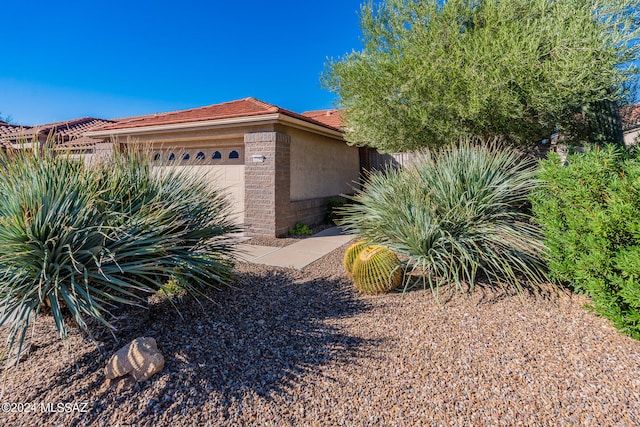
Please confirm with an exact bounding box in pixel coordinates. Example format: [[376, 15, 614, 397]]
[[198, 164, 245, 224], [152, 147, 246, 225]]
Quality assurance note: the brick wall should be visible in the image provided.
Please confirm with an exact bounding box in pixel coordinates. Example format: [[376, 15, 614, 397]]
[[282, 195, 341, 230], [245, 131, 352, 237], [244, 132, 291, 236]]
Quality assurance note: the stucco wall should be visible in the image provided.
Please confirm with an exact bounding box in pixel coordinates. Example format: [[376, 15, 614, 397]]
[[93, 121, 356, 236], [624, 128, 640, 146], [110, 129, 251, 226], [286, 126, 360, 201]]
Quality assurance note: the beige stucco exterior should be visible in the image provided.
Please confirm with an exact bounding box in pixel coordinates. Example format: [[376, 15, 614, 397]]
[[104, 127, 255, 224], [624, 128, 639, 146], [87, 114, 360, 237], [285, 126, 360, 201]]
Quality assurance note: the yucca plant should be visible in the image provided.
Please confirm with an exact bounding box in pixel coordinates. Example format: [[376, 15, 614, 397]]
[[351, 245, 403, 295], [338, 138, 547, 295], [0, 144, 240, 364]]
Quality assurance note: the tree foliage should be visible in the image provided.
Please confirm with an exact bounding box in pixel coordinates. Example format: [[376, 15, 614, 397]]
[[0, 112, 13, 124], [323, 0, 640, 152]]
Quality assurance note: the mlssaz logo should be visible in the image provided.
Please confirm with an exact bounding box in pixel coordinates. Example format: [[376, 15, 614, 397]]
[[40, 402, 90, 413]]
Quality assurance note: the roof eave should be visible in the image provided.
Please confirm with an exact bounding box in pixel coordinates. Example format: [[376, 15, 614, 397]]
[[87, 113, 344, 140]]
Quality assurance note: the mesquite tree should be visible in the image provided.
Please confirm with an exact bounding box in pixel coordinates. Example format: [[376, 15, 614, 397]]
[[323, 0, 640, 151]]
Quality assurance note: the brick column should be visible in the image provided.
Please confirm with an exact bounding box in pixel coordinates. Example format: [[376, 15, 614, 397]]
[[244, 132, 291, 236]]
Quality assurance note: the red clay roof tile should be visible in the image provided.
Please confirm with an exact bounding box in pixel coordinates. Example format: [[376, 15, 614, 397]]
[[301, 109, 345, 129], [1, 118, 112, 150], [621, 104, 640, 131], [0, 122, 28, 147], [9, 117, 113, 140], [95, 98, 343, 132]]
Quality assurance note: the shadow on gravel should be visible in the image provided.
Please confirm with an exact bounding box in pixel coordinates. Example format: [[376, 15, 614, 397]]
[[399, 271, 564, 305], [24, 267, 377, 426]]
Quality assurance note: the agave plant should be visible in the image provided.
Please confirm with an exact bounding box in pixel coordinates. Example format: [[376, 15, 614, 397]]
[[338, 138, 547, 294], [0, 145, 240, 364]]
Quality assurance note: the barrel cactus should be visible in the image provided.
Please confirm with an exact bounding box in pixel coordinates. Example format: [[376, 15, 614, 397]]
[[343, 240, 368, 277], [351, 245, 402, 295]]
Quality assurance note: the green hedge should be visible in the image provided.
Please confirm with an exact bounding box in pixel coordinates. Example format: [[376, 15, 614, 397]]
[[531, 145, 640, 338]]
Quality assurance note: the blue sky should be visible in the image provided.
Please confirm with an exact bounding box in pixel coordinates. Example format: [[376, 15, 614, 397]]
[[0, 1, 364, 126]]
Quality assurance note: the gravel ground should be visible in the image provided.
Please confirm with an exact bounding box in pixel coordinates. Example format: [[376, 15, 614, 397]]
[[1, 244, 639, 426]]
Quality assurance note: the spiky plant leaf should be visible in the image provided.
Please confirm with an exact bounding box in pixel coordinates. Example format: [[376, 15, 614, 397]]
[[0, 144, 241, 365], [338, 138, 547, 294]]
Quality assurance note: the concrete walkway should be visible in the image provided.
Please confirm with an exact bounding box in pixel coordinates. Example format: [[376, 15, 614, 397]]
[[237, 226, 353, 270]]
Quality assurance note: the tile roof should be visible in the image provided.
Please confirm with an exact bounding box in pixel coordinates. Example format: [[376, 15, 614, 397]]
[[0, 121, 29, 147], [1, 117, 113, 150], [94, 98, 343, 132], [621, 104, 640, 131], [7, 117, 113, 140], [0, 121, 23, 137], [301, 109, 345, 129]]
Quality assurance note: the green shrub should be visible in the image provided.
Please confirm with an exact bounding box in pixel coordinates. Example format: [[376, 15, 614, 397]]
[[0, 145, 240, 363], [530, 144, 640, 339], [338, 139, 547, 294], [288, 222, 313, 236], [158, 277, 187, 298]]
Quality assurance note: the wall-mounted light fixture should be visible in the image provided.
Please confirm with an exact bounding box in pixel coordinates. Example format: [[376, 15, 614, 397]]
[[251, 154, 266, 163]]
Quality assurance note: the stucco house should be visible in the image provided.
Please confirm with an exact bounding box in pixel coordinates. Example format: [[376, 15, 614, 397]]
[[86, 98, 361, 237]]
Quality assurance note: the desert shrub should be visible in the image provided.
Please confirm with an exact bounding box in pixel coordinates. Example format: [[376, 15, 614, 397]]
[[288, 222, 313, 236], [338, 139, 547, 294], [0, 146, 240, 362], [530, 144, 640, 339]]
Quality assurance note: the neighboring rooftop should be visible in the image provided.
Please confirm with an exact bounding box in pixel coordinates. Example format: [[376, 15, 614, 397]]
[[1, 117, 113, 148], [0, 120, 24, 136], [9, 117, 113, 140], [93, 98, 343, 133], [0, 121, 28, 147], [621, 104, 640, 131], [301, 109, 344, 129]]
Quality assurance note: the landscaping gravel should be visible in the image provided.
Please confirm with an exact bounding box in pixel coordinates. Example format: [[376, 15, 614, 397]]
[[246, 223, 335, 247], [1, 244, 639, 426]]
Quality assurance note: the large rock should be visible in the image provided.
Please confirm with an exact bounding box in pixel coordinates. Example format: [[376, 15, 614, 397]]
[[105, 337, 165, 382]]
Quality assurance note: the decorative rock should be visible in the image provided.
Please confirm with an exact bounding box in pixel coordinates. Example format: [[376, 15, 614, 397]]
[[105, 337, 165, 382]]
